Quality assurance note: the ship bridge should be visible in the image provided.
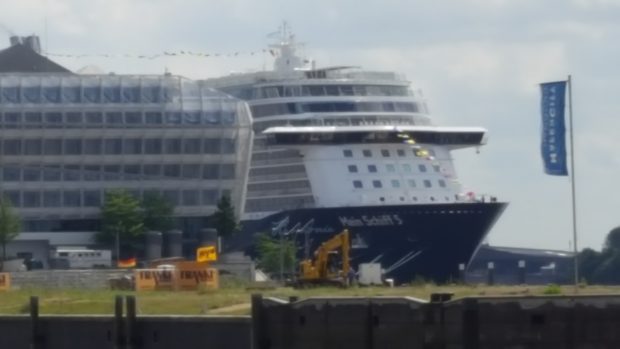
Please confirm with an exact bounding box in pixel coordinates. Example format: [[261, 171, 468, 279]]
[[263, 125, 487, 149]]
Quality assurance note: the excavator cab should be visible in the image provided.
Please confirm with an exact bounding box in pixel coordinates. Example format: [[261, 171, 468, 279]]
[[296, 229, 351, 287]]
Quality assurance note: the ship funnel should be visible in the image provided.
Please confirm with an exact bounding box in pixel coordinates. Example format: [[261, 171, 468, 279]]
[[9, 35, 41, 53]]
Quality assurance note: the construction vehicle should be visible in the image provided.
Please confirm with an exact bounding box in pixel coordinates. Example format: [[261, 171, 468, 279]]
[[296, 229, 351, 287]]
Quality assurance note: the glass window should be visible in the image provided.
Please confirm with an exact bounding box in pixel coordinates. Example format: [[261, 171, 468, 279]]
[[348, 165, 358, 173], [83, 87, 101, 103], [438, 179, 447, 188], [2, 167, 20, 181], [125, 112, 142, 124], [221, 138, 236, 154], [182, 164, 201, 178], [353, 180, 363, 189], [23, 191, 41, 207], [424, 179, 432, 188], [145, 112, 163, 124], [84, 139, 102, 155], [43, 190, 61, 207], [402, 164, 412, 173], [183, 138, 202, 154], [63, 165, 81, 181], [386, 164, 396, 173], [381, 149, 390, 157], [23, 168, 41, 181], [165, 139, 181, 154], [104, 139, 123, 154], [103, 87, 121, 103], [44, 112, 62, 125], [64, 139, 82, 155], [408, 179, 416, 188], [164, 164, 181, 177], [391, 179, 401, 188], [202, 190, 218, 205], [3, 139, 21, 155], [66, 112, 82, 124], [362, 149, 372, 157], [85, 112, 103, 124], [221, 164, 236, 179], [62, 87, 81, 103], [343, 149, 353, 157], [123, 165, 141, 179], [418, 164, 427, 173], [368, 165, 377, 173], [105, 112, 123, 124], [397, 149, 406, 157], [5, 191, 20, 207], [182, 190, 200, 206], [143, 164, 161, 177], [433, 164, 441, 172], [43, 139, 62, 155], [124, 139, 142, 154], [203, 139, 221, 153], [24, 139, 42, 155], [63, 190, 82, 207], [203, 164, 220, 179], [372, 180, 382, 188], [83, 165, 101, 181], [103, 165, 121, 180], [43, 166, 61, 181], [144, 139, 162, 154]]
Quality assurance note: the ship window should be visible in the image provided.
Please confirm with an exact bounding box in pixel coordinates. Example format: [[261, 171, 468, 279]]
[[381, 149, 390, 157], [402, 164, 412, 173], [325, 85, 339, 96], [340, 85, 354, 96], [348, 165, 358, 173], [372, 180, 382, 188], [408, 179, 416, 188], [386, 164, 396, 173], [438, 179, 447, 188], [419, 164, 427, 172], [391, 179, 400, 188], [368, 165, 377, 173], [412, 196, 418, 202], [430, 196, 436, 201], [362, 149, 372, 157], [433, 164, 441, 172], [343, 149, 353, 157], [353, 180, 363, 189], [424, 180, 432, 188], [397, 149, 406, 157]]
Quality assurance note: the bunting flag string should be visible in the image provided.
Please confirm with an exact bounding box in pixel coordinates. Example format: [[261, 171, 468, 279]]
[[44, 48, 271, 60]]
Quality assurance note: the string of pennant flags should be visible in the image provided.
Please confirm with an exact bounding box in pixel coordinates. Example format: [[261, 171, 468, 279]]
[[45, 48, 278, 60]]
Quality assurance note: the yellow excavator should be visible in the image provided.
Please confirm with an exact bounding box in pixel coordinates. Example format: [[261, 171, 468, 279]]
[[296, 229, 351, 287]]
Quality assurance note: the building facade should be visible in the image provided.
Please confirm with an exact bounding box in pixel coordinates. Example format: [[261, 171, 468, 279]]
[[0, 73, 253, 233]]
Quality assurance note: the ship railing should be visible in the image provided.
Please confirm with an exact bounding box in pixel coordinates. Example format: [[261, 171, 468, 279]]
[[454, 193, 499, 203]]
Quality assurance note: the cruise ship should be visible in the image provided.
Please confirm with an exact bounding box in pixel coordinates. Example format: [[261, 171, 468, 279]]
[[204, 24, 507, 283]]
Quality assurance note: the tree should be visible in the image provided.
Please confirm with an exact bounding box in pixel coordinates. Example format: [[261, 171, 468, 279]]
[[210, 195, 240, 237], [255, 232, 297, 277], [98, 190, 144, 254], [142, 192, 175, 232], [0, 197, 21, 266], [604, 226, 620, 251]]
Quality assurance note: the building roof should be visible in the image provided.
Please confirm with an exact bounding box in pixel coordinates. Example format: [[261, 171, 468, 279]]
[[0, 44, 72, 73]]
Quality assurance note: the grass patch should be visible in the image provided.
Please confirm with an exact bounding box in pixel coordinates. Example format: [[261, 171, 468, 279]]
[[1, 283, 617, 315]]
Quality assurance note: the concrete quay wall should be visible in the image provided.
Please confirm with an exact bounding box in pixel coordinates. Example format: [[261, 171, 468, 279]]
[[3, 294, 620, 348]]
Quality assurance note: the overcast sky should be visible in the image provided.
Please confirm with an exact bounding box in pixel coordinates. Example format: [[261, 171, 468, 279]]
[[2, 0, 619, 252]]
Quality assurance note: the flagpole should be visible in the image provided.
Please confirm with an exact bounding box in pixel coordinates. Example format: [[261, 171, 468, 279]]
[[567, 74, 579, 289]]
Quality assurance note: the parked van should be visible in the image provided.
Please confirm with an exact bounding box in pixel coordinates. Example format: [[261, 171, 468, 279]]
[[52, 249, 112, 269]]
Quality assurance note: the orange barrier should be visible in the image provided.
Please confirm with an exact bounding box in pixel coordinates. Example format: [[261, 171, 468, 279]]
[[0, 273, 10, 291]]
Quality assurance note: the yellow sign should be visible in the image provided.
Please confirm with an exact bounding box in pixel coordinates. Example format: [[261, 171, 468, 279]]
[[178, 267, 219, 290], [0, 273, 10, 291], [197, 245, 218, 262], [134, 269, 176, 291]]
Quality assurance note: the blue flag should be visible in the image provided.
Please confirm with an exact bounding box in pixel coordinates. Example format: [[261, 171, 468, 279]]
[[540, 81, 568, 176]]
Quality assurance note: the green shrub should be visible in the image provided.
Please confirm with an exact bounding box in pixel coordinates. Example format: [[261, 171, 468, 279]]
[[542, 284, 562, 295]]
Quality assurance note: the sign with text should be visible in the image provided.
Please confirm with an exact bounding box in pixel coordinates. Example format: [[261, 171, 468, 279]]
[[134, 269, 176, 291], [178, 267, 219, 290], [0, 273, 10, 291], [196, 245, 218, 262]]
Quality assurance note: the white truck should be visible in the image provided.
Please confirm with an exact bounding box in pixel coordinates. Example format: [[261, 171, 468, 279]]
[[52, 248, 112, 269]]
